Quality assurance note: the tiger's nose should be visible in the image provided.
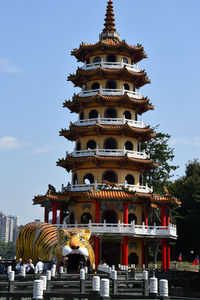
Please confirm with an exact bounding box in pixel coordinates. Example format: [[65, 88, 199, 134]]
[[71, 245, 79, 250]]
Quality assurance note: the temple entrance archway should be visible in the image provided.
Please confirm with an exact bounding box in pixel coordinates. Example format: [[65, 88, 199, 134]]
[[128, 252, 139, 266], [101, 240, 120, 266]]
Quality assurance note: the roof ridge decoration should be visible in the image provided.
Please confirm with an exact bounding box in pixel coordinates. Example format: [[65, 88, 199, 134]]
[[100, 0, 120, 41]]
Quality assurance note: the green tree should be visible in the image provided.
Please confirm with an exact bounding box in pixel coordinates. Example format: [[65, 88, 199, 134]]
[[0, 241, 16, 259], [142, 125, 178, 194], [170, 159, 200, 260]]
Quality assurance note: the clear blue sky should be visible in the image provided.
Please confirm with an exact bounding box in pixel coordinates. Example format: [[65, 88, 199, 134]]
[[1, 0, 200, 224]]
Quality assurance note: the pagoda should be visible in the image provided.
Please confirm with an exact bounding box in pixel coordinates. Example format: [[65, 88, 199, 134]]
[[33, 0, 180, 269]]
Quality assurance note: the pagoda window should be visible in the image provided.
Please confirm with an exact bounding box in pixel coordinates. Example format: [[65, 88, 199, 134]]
[[123, 83, 130, 91], [106, 80, 117, 89], [102, 209, 118, 223], [76, 140, 81, 151], [124, 110, 132, 119], [87, 140, 96, 150], [93, 56, 101, 63], [128, 213, 137, 224], [81, 212, 92, 224], [139, 174, 143, 186], [73, 173, 78, 185], [122, 57, 128, 64], [104, 107, 118, 118], [80, 111, 84, 120], [125, 141, 133, 151], [69, 212, 75, 224], [125, 174, 135, 185], [91, 82, 100, 90], [89, 109, 98, 119], [104, 137, 118, 149], [83, 173, 94, 184], [102, 170, 118, 183], [107, 54, 117, 62]]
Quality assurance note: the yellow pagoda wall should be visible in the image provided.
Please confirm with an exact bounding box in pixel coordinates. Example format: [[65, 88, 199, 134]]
[[76, 136, 139, 151], [87, 80, 135, 90], [80, 107, 137, 119], [69, 199, 143, 225], [87, 54, 132, 64], [72, 168, 141, 185]]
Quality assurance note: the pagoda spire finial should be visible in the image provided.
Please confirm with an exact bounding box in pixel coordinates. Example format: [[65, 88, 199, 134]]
[[100, 0, 120, 41]]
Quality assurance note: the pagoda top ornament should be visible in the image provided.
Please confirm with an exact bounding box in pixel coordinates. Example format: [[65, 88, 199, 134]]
[[99, 0, 120, 41]]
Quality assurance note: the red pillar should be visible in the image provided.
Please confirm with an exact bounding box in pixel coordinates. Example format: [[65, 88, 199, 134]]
[[95, 201, 100, 267], [59, 209, 64, 224], [161, 239, 167, 270], [161, 205, 166, 227], [123, 202, 128, 265], [145, 208, 148, 226], [44, 207, 48, 223], [52, 202, 57, 224], [166, 241, 170, 270], [123, 236, 128, 265], [123, 202, 128, 224]]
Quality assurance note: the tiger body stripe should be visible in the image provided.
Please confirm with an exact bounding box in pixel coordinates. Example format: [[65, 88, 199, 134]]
[[16, 222, 95, 267]]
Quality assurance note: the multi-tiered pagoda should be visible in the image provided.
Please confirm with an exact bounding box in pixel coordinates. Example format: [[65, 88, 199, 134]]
[[33, 0, 180, 270]]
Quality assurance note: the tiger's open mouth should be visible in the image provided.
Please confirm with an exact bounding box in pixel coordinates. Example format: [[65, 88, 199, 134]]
[[67, 253, 87, 273], [63, 247, 90, 273]]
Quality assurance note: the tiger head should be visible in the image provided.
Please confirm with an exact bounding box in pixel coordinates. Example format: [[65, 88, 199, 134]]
[[56, 228, 95, 271]]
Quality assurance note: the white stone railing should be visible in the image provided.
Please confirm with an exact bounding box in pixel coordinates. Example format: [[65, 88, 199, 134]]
[[65, 182, 153, 194], [78, 88, 142, 99], [58, 221, 177, 239], [74, 117, 146, 128], [70, 148, 150, 159], [82, 60, 140, 72]]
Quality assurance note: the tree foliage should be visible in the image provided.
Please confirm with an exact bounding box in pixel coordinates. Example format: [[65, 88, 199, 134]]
[[0, 242, 16, 259], [170, 159, 200, 260], [142, 126, 178, 194]]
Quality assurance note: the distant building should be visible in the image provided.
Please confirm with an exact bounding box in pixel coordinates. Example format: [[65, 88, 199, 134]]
[[0, 211, 19, 243]]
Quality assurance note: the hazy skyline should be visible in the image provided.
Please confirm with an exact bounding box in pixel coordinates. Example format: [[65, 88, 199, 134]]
[[1, 0, 200, 224]]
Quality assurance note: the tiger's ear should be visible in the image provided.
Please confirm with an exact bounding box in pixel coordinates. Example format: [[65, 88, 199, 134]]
[[57, 227, 64, 240], [85, 229, 91, 239]]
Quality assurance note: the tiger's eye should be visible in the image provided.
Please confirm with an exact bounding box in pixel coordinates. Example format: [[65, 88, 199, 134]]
[[64, 237, 70, 242], [79, 237, 85, 242]]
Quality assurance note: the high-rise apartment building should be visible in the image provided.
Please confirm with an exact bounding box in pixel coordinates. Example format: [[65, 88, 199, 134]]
[[0, 211, 19, 243]]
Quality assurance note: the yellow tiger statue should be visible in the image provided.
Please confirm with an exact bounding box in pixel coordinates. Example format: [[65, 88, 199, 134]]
[[16, 222, 95, 272]]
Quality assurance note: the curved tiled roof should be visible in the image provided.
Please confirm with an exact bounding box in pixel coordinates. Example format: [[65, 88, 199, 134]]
[[68, 67, 150, 88], [60, 123, 154, 141], [63, 94, 154, 114], [71, 40, 147, 63], [57, 154, 157, 172]]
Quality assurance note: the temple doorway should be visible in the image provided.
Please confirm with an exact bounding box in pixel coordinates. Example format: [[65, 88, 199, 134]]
[[101, 209, 118, 223], [101, 240, 120, 266]]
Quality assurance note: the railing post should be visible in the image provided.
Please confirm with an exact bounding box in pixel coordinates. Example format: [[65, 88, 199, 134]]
[[101, 58, 104, 67], [96, 145, 99, 155], [123, 115, 126, 124], [98, 114, 101, 124], [143, 270, 149, 296], [80, 268, 86, 294], [122, 85, 125, 95], [111, 270, 117, 295], [100, 85, 103, 94]]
